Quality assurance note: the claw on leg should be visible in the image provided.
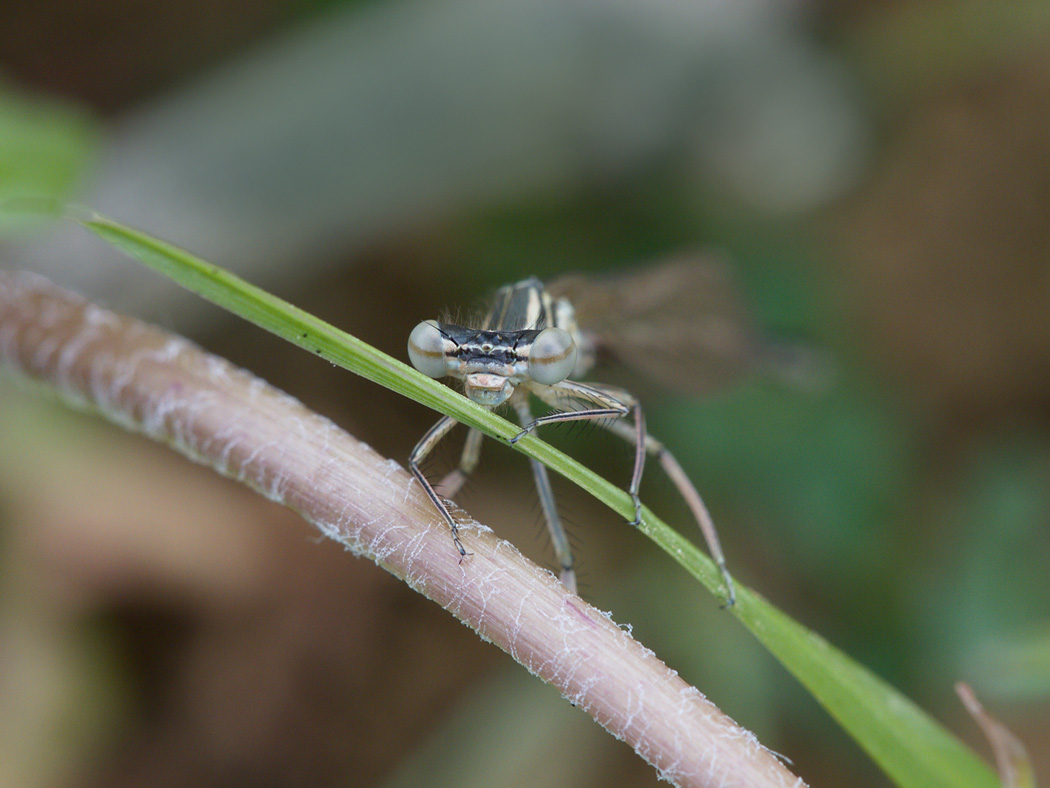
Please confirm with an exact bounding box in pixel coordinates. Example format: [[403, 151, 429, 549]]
[[559, 565, 577, 594], [508, 425, 533, 445], [628, 493, 643, 527]]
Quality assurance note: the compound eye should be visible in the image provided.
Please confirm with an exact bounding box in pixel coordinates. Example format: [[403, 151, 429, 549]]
[[408, 320, 449, 378], [528, 327, 577, 385]]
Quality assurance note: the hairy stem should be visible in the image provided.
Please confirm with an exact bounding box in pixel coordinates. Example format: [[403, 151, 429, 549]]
[[0, 270, 803, 788]]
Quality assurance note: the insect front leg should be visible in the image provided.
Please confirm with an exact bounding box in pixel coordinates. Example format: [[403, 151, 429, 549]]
[[409, 415, 471, 561], [513, 380, 645, 526], [513, 400, 577, 593]]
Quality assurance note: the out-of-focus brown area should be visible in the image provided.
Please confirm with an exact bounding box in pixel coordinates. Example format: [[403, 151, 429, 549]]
[[839, 47, 1050, 428], [0, 0, 290, 111], [1, 1, 1049, 787], [2, 414, 494, 788]]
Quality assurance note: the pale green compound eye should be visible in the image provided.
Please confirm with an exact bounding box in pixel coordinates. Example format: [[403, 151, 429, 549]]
[[528, 327, 577, 385], [408, 320, 448, 378]]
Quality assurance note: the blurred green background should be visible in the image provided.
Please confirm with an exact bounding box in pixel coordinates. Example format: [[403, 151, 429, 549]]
[[1, 1, 1048, 786]]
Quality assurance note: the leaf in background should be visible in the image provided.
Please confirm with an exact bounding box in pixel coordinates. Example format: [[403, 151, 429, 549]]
[[0, 80, 98, 236]]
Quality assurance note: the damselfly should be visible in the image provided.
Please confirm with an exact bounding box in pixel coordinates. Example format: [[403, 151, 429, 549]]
[[407, 255, 758, 604]]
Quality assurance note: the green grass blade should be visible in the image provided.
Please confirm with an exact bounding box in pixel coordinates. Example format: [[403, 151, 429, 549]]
[[76, 212, 642, 523], [72, 212, 999, 788]]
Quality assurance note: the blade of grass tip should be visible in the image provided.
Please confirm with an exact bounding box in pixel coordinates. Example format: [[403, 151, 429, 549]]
[[73, 211, 504, 428], [70, 211, 1000, 788]]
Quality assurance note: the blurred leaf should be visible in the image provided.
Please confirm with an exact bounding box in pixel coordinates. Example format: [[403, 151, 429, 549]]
[[970, 625, 1050, 700], [0, 80, 98, 236], [920, 434, 1050, 698]]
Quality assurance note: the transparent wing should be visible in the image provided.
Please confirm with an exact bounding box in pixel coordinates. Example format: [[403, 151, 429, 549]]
[[548, 254, 758, 396]]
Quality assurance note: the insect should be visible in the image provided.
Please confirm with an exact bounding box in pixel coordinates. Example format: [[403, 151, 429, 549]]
[[407, 255, 759, 604]]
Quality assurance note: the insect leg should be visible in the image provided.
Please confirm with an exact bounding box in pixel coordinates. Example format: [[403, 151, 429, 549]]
[[509, 380, 629, 436], [409, 415, 470, 560], [514, 381, 644, 525], [436, 426, 484, 499], [513, 400, 577, 593], [599, 417, 736, 607]]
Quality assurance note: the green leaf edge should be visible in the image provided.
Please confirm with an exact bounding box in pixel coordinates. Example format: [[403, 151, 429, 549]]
[[71, 212, 999, 788]]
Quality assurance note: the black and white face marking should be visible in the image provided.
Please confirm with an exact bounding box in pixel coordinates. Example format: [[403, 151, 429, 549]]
[[407, 278, 579, 408]]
